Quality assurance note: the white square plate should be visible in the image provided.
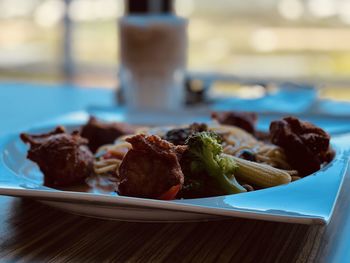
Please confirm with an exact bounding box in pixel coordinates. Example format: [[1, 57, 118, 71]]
[[0, 111, 349, 224]]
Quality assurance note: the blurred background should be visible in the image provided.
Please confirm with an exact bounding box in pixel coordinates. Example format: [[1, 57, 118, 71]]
[[2, 0, 350, 100]]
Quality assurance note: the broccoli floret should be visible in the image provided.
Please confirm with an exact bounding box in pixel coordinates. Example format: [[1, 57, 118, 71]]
[[185, 131, 246, 194]]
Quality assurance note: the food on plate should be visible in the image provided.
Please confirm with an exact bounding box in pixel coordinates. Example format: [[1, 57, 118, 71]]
[[229, 154, 292, 188], [210, 124, 291, 170], [270, 116, 334, 176], [211, 111, 257, 134], [118, 134, 185, 199], [179, 131, 246, 198], [81, 116, 135, 153], [95, 120, 298, 199], [163, 122, 208, 145], [20, 112, 334, 200], [20, 126, 93, 187]]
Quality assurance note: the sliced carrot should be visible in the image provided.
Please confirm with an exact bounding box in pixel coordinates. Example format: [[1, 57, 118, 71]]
[[158, 184, 181, 200]]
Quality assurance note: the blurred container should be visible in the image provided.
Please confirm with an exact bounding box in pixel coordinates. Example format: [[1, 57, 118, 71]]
[[118, 0, 188, 111]]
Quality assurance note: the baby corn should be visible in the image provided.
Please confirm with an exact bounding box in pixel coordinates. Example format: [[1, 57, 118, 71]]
[[224, 154, 292, 188]]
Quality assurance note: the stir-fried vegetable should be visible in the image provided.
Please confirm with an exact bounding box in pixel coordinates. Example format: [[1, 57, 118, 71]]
[[185, 131, 246, 194]]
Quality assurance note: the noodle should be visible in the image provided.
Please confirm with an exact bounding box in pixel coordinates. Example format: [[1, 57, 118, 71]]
[[93, 141, 132, 175], [211, 125, 292, 170], [94, 163, 119, 174]]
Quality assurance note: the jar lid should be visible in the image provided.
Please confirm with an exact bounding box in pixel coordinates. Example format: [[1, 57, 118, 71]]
[[126, 0, 173, 14]]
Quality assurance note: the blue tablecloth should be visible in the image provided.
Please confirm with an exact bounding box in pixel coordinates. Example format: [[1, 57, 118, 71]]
[[1, 81, 350, 135], [0, 82, 115, 135]]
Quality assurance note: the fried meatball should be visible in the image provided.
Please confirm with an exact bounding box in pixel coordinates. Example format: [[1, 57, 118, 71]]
[[118, 134, 185, 199], [21, 127, 94, 187], [211, 111, 257, 134], [81, 116, 135, 153], [270, 116, 332, 176]]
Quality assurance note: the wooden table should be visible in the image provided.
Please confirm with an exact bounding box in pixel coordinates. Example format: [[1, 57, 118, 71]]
[[0, 83, 349, 262], [0, 197, 322, 262]]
